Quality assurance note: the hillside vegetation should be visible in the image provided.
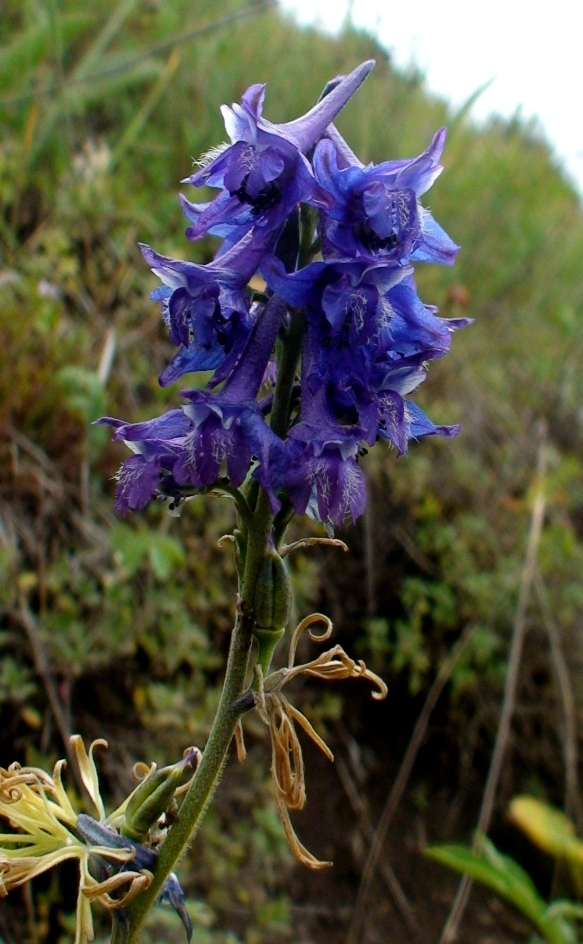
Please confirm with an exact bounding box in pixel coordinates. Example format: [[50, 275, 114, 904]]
[[2, 2, 583, 941]]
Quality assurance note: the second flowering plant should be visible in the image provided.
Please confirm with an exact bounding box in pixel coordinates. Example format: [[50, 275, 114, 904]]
[[1, 60, 468, 943]]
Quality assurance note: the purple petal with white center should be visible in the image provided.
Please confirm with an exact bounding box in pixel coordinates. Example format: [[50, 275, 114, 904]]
[[180, 193, 254, 253], [140, 238, 258, 293], [172, 410, 253, 489], [393, 128, 446, 196], [378, 278, 453, 357], [222, 83, 265, 143], [140, 230, 272, 387], [108, 410, 191, 444], [160, 331, 248, 389], [185, 144, 333, 241], [375, 391, 408, 453], [284, 449, 366, 526]]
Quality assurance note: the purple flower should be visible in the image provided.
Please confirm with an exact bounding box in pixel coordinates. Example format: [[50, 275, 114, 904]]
[[96, 411, 192, 514], [261, 254, 465, 471], [285, 426, 367, 526], [262, 255, 465, 438], [181, 62, 375, 241], [140, 228, 272, 388], [262, 253, 459, 357], [100, 400, 263, 513], [97, 296, 288, 513], [168, 293, 290, 493], [367, 356, 459, 453], [262, 255, 409, 347], [175, 393, 261, 489], [251, 409, 367, 528], [258, 304, 368, 527], [313, 127, 459, 267], [179, 193, 250, 255]]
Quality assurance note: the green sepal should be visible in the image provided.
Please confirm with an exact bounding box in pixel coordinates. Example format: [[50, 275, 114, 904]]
[[252, 547, 293, 675], [253, 547, 293, 633], [254, 627, 285, 676]]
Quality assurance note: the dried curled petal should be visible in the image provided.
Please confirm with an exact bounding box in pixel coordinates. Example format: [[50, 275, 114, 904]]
[[0, 736, 197, 944], [266, 613, 387, 701], [253, 613, 387, 870], [70, 736, 108, 821], [287, 612, 333, 670], [254, 672, 332, 870], [255, 613, 387, 869], [82, 868, 154, 909], [234, 721, 247, 763]]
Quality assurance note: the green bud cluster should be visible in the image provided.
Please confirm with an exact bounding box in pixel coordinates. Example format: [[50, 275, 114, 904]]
[[121, 750, 196, 842]]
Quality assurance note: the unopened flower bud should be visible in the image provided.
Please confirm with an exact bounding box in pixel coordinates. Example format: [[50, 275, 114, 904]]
[[253, 547, 293, 673], [121, 748, 197, 842]]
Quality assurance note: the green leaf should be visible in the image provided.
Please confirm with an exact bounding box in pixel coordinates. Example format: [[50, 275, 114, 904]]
[[109, 525, 185, 581], [110, 523, 151, 576], [426, 838, 579, 944], [427, 841, 545, 923], [57, 366, 107, 424]]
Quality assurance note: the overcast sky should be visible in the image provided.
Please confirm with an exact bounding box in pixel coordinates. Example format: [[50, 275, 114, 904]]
[[280, 0, 583, 198]]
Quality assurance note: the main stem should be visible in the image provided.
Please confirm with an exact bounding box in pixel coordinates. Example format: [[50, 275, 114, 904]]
[[114, 497, 272, 943]]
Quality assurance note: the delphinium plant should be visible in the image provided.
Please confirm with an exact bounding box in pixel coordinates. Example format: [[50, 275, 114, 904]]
[[0, 60, 468, 943]]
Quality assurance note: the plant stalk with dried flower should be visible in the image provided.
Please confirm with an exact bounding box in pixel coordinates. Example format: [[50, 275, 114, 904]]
[[251, 613, 387, 868], [9, 56, 464, 944]]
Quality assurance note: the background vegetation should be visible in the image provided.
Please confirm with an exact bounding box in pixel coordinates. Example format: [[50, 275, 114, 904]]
[[2, 1, 583, 942]]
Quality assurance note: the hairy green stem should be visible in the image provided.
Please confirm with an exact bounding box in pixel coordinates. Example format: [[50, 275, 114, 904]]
[[113, 495, 273, 943]]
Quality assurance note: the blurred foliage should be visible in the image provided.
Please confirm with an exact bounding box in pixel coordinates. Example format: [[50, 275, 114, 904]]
[[428, 796, 583, 943], [427, 834, 583, 944], [2, 0, 583, 940]]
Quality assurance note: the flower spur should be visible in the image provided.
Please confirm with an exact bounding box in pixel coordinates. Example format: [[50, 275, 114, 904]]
[[181, 61, 375, 242]]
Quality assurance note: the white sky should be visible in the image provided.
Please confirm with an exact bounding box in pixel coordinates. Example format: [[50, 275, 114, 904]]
[[279, 0, 583, 198]]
